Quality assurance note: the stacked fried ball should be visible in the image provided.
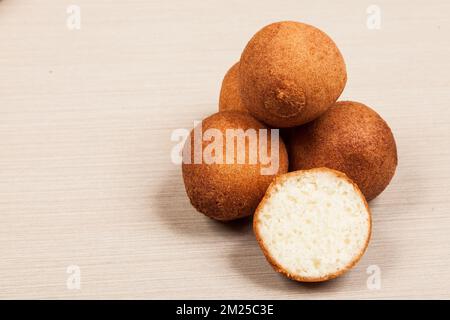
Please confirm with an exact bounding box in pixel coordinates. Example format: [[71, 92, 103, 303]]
[[182, 21, 397, 282]]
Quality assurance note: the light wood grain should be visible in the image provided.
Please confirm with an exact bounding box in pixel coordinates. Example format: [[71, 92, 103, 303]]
[[1, 0, 449, 299]]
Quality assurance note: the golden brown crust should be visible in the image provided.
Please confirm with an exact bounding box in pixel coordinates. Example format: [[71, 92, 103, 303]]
[[239, 21, 347, 128], [218, 62, 248, 113], [253, 168, 372, 282], [288, 101, 398, 201], [182, 111, 289, 221]]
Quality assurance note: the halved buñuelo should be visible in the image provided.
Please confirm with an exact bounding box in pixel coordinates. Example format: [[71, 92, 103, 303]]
[[254, 168, 371, 282]]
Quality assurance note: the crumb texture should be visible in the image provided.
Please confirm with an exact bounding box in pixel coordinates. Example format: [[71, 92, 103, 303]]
[[256, 170, 370, 279]]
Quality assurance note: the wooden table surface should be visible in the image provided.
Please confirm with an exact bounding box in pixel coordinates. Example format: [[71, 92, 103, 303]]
[[1, 0, 449, 299]]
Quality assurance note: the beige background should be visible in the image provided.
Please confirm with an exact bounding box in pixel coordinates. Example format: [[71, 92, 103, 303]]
[[1, 0, 449, 299]]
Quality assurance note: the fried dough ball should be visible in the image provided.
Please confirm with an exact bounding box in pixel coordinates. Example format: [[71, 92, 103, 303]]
[[219, 62, 247, 113], [239, 21, 347, 127], [288, 101, 397, 201], [182, 111, 289, 220]]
